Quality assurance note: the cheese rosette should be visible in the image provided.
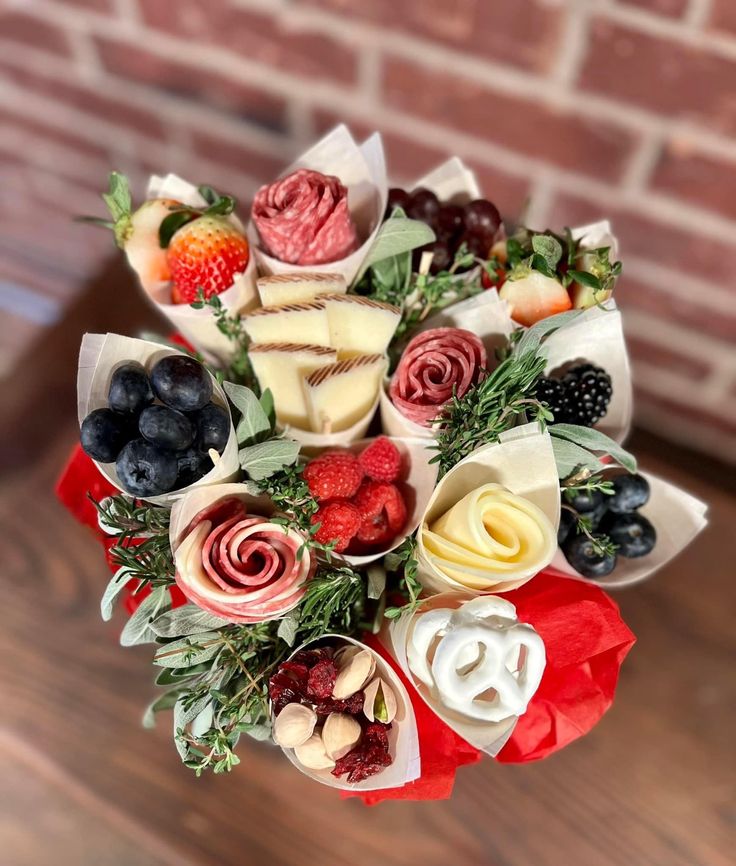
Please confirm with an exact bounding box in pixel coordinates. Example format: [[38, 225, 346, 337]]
[[172, 493, 314, 624], [389, 327, 487, 428], [421, 483, 557, 592]]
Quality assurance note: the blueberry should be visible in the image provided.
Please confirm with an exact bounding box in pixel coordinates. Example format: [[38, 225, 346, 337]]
[[562, 533, 617, 579], [193, 402, 230, 453], [80, 408, 134, 462], [564, 488, 604, 514], [150, 355, 212, 412], [116, 438, 178, 497], [558, 508, 576, 545], [608, 474, 650, 514], [176, 447, 214, 488], [600, 512, 656, 558], [108, 362, 154, 414], [139, 405, 195, 451]]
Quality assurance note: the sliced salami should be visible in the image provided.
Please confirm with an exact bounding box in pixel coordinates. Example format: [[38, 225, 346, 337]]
[[389, 327, 487, 427], [251, 168, 359, 266]]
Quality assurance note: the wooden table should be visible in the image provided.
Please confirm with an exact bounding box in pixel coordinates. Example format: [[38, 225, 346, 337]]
[[1, 261, 733, 866]]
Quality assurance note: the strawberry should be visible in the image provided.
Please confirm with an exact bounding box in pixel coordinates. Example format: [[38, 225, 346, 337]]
[[499, 270, 572, 327], [167, 215, 250, 305]]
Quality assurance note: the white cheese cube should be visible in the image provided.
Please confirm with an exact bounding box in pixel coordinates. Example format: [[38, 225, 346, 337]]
[[244, 301, 330, 347], [256, 272, 347, 307], [322, 295, 401, 358], [304, 354, 387, 433]]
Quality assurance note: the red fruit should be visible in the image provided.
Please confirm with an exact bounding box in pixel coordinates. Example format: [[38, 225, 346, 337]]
[[358, 436, 401, 482], [310, 500, 361, 552], [307, 659, 337, 699], [304, 451, 364, 502], [353, 481, 407, 547], [481, 263, 506, 290], [167, 215, 250, 305], [499, 271, 572, 327]]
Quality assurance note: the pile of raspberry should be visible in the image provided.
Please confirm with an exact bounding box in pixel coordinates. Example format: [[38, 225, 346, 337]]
[[304, 437, 407, 554]]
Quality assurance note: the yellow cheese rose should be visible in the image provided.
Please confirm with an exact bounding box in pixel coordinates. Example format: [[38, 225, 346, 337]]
[[421, 483, 556, 591]]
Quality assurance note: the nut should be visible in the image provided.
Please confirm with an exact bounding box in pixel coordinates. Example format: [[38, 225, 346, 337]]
[[322, 712, 362, 760], [294, 732, 335, 770], [272, 703, 317, 748], [362, 677, 397, 724], [332, 647, 376, 699]]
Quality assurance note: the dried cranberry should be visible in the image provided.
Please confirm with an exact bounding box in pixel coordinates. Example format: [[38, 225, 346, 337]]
[[292, 647, 333, 668], [268, 661, 311, 713], [313, 691, 365, 718], [307, 659, 337, 699], [331, 722, 393, 783]]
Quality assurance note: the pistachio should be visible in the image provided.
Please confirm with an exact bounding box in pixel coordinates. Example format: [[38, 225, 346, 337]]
[[322, 712, 362, 760], [272, 703, 317, 748], [362, 677, 398, 724], [332, 647, 376, 699], [294, 732, 335, 770]]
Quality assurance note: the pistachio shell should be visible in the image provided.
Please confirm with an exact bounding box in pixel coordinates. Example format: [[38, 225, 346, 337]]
[[362, 677, 398, 723], [294, 732, 335, 770], [332, 648, 376, 699], [322, 712, 361, 760], [272, 703, 317, 748]]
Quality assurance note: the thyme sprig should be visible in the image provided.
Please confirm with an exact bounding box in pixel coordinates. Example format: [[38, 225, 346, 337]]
[[384, 536, 423, 619], [190, 290, 253, 385]]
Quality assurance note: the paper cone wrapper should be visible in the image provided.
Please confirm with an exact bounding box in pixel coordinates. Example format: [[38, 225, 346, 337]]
[[416, 423, 561, 595], [379, 381, 436, 440], [246, 125, 387, 286], [571, 219, 619, 259], [275, 634, 421, 791], [141, 174, 258, 364], [541, 302, 632, 443], [281, 389, 381, 454], [551, 471, 707, 589], [387, 594, 517, 755], [168, 482, 275, 553], [77, 333, 239, 506]]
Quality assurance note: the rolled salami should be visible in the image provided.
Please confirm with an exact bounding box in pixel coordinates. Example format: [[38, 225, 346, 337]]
[[389, 327, 487, 427], [252, 168, 359, 266]]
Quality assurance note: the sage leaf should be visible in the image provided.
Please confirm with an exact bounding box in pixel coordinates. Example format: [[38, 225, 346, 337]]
[[142, 688, 187, 729], [515, 309, 583, 355], [189, 702, 214, 738], [277, 612, 299, 646], [101, 567, 136, 622], [151, 604, 231, 638], [153, 632, 222, 668], [120, 587, 168, 647], [239, 438, 300, 481], [551, 424, 637, 474], [356, 213, 435, 282], [531, 234, 563, 271], [367, 564, 387, 600], [259, 388, 275, 428], [241, 723, 272, 742], [551, 437, 603, 479], [224, 381, 271, 445]]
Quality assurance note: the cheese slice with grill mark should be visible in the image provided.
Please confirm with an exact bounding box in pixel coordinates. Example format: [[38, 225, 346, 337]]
[[304, 354, 387, 433], [322, 294, 401, 358], [244, 301, 330, 347], [256, 272, 347, 307]]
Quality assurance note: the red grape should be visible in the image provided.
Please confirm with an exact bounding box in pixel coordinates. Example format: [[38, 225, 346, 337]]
[[386, 187, 410, 217], [407, 187, 440, 222], [463, 199, 501, 240]]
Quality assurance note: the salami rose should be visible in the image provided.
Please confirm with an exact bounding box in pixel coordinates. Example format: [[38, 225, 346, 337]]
[[389, 327, 487, 427], [174, 497, 314, 623], [251, 168, 359, 266]]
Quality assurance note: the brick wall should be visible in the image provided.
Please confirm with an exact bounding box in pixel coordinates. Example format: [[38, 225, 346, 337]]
[[1, 0, 734, 459]]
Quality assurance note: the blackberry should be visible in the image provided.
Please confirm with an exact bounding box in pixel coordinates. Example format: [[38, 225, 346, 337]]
[[561, 364, 613, 427], [533, 377, 571, 423]]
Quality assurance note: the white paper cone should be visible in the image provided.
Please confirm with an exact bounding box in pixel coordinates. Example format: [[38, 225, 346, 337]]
[[571, 219, 619, 259], [541, 302, 633, 443], [379, 382, 435, 440], [281, 390, 381, 454], [275, 635, 420, 791], [77, 333, 239, 506], [413, 156, 481, 203], [247, 125, 388, 286], [387, 595, 517, 755], [552, 471, 708, 589], [140, 174, 258, 365], [416, 423, 561, 595]]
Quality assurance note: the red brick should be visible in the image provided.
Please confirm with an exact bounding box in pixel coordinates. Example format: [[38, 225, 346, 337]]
[[0, 59, 166, 140], [189, 130, 287, 184], [579, 20, 736, 136], [709, 0, 736, 34], [0, 10, 71, 56], [137, 0, 356, 84], [94, 37, 288, 133], [0, 107, 108, 162], [650, 145, 736, 222], [298, 0, 562, 73], [45, 0, 114, 9], [626, 334, 711, 380], [548, 192, 736, 286], [382, 58, 635, 183], [615, 276, 736, 344], [616, 0, 688, 17]]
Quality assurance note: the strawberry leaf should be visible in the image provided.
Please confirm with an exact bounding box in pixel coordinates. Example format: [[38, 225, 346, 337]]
[[102, 171, 131, 223], [159, 209, 196, 248], [568, 269, 601, 289]]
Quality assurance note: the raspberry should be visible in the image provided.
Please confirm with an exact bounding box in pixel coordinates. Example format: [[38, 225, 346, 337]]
[[303, 451, 363, 502], [310, 500, 361, 552], [353, 481, 407, 547], [358, 436, 402, 482]]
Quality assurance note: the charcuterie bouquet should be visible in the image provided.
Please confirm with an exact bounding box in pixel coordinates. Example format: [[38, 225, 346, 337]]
[[58, 126, 708, 802]]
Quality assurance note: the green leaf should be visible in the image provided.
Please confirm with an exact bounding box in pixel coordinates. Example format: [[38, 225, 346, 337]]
[[367, 564, 386, 600], [259, 388, 275, 428], [514, 309, 582, 355], [100, 567, 136, 622], [205, 196, 235, 217], [142, 688, 187, 729], [550, 436, 604, 479], [153, 632, 222, 668], [239, 438, 300, 481], [567, 269, 601, 289], [190, 702, 214, 738], [158, 209, 195, 248], [151, 604, 231, 638], [356, 212, 435, 282], [277, 612, 299, 646], [550, 424, 637, 474], [224, 381, 271, 445], [102, 171, 131, 223], [531, 233, 563, 271], [120, 587, 168, 646]]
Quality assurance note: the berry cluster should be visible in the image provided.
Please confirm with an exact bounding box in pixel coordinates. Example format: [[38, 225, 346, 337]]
[[534, 363, 613, 428], [559, 474, 657, 579], [304, 437, 407, 554], [80, 355, 229, 497]]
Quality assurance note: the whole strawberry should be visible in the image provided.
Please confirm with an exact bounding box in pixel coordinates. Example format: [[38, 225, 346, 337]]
[[168, 215, 250, 305]]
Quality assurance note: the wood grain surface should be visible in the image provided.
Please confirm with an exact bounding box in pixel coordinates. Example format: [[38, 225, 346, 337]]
[[1, 262, 733, 866]]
